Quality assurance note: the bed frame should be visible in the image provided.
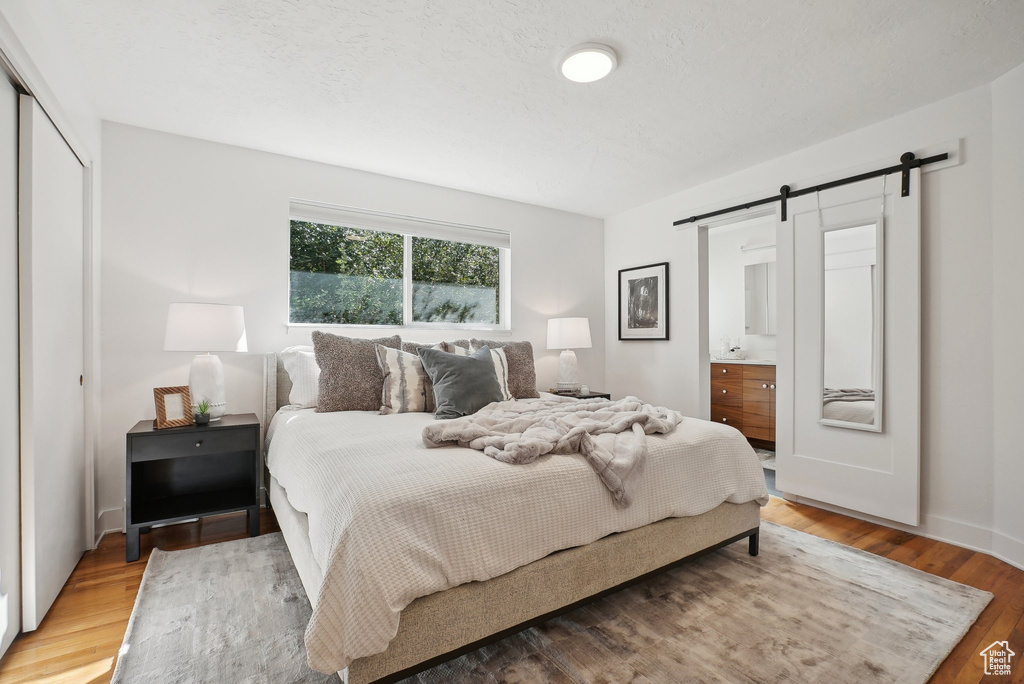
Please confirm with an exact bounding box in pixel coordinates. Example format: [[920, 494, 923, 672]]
[[262, 352, 761, 684]]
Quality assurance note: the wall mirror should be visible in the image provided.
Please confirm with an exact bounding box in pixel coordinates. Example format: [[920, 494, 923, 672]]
[[744, 261, 777, 335], [820, 220, 883, 431]]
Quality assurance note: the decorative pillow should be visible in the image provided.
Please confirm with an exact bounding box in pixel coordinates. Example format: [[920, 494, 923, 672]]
[[440, 340, 469, 355], [279, 345, 320, 408], [402, 340, 434, 355], [312, 331, 401, 412], [375, 344, 436, 414], [485, 346, 513, 401], [469, 339, 540, 399], [418, 346, 504, 419]]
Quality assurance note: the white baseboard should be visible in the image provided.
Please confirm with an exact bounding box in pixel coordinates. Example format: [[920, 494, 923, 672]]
[[95, 507, 123, 546], [783, 494, 1023, 571], [992, 530, 1024, 570]]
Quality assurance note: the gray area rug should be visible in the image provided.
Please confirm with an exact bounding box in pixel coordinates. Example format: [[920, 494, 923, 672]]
[[113, 525, 991, 684], [755, 446, 776, 471]]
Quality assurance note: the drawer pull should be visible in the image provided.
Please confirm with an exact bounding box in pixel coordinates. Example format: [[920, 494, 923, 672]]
[[195, 441, 203, 448], [722, 389, 727, 394], [722, 369, 728, 373], [770, 384, 775, 389], [762, 383, 768, 389], [721, 418, 727, 422]]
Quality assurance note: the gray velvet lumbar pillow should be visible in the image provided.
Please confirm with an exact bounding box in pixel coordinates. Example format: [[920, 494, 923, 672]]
[[469, 339, 540, 399], [312, 331, 401, 412], [418, 345, 504, 419]]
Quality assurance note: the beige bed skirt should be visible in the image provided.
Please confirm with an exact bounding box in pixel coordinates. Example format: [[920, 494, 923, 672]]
[[270, 476, 759, 684]]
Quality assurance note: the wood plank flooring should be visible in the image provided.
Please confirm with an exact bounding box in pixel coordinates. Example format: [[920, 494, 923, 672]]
[[1, 499, 1021, 683]]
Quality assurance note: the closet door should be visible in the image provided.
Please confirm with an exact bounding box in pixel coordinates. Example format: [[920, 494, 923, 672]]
[[19, 95, 86, 631], [0, 77, 20, 657]]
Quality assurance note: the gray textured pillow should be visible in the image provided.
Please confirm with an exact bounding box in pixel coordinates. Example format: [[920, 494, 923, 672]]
[[469, 339, 540, 399], [419, 346, 504, 419], [312, 331, 401, 412]]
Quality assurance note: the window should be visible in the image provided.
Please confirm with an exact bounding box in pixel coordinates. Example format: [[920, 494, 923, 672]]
[[288, 201, 509, 328]]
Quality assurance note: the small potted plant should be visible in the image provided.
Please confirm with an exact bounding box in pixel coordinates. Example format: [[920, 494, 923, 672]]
[[195, 399, 211, 425]]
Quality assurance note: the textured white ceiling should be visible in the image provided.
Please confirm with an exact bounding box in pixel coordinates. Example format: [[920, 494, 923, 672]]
[[23, 0, 1024, 216]]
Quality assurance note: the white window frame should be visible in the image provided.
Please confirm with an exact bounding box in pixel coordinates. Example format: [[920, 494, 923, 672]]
[[287, 200, 511, 331]]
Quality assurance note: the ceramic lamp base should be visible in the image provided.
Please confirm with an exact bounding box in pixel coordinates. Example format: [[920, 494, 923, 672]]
[[189, 353, 227, 421], [556, 349, 581, 392]]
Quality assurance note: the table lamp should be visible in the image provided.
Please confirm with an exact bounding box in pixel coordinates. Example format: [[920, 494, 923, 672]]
[[547, 317, 592, 392], [163, 302, 247, 421]]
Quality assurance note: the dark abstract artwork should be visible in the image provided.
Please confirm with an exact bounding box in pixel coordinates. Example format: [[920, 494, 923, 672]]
[[618, 262, 669, 340], [627, 276, 659, 328]]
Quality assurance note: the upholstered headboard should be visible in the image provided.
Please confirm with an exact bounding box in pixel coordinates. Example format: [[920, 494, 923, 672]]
[[262, 351, 293, 436]]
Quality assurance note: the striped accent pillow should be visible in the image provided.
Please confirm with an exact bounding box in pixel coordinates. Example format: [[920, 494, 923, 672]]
[[375, 345, 435, 414], [487, 347, 513, 402]]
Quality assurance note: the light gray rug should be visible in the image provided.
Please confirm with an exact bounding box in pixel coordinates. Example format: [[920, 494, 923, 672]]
[[755, 446, 776, 471], [113, 525, 991, 684]]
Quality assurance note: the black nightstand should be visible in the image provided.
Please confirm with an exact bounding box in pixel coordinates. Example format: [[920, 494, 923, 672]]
[[551, 391, 611, 400], [125, 413, 261, 562], [575, 391, 611, 400]]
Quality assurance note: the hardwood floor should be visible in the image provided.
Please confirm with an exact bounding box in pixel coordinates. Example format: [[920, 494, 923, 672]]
[[0, 499, 1021, 683]]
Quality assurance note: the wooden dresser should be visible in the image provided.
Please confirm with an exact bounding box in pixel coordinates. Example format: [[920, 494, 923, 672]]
[[711, 362, 776, 447]]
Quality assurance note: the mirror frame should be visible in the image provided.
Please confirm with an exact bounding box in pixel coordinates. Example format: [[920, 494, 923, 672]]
[[818, 218, 884, 432]]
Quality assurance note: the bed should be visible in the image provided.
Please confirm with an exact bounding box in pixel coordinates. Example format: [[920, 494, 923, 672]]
[[262, 352, 768, 683], [822, 389, 876, 424]]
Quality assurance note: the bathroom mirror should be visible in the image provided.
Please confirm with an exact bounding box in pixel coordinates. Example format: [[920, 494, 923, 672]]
[[744, 261, 777, 335], [820, 220, 883, 431]]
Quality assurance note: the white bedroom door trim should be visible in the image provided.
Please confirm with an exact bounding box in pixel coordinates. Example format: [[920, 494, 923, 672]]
[[776, 169, 921, 526]]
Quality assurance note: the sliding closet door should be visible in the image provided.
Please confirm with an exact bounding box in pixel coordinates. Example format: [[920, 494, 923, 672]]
[[776, 171, 920, 525], [19, 95, 86, 631], [0, 77, 20, 657]]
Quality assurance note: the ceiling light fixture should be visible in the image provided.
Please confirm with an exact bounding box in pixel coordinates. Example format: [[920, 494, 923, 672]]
[[559, 44, 617, 83]]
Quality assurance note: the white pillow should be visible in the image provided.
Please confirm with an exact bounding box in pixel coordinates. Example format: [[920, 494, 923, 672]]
[[280, 345, 320, 408]]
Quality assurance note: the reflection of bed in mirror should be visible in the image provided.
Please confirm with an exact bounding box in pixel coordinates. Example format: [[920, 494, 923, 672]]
[[822, 388, 875, 424]]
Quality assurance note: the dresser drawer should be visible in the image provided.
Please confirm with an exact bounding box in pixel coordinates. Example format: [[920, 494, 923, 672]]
[[710, 377, 743, 406], [742, 425, 773, 442], [711, 405, 744, 430], [711, 363, 743, 379], [130, 427, 257, 462], [744, 364, 776, 382]]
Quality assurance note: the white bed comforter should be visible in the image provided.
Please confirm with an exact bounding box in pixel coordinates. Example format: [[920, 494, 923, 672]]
[[267, 400, 769, 674]]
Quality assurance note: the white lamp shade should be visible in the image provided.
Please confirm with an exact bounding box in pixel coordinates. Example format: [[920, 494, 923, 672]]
[[547, 317, 592, 350], [164, 303, 248, 352]]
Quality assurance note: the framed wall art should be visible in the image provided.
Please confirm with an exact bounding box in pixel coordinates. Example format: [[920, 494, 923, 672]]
[[618, 262, 669, 341]]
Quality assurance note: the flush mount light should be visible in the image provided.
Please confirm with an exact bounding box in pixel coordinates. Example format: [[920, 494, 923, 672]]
[[559, 44, 617, 83]]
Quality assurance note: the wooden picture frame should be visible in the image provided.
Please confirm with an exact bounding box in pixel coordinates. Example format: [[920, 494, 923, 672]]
[[153, 386, 194, 429], [618, 262, 670, 340]]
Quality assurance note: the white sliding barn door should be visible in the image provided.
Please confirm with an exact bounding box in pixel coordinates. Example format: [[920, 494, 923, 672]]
[[19, 95, 87, 630], [776, 171, 921, 525], [0, 77, 20, 657]]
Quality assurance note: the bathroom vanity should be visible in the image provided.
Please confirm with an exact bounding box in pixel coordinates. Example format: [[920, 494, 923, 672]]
[[711, 360, 776, 448]]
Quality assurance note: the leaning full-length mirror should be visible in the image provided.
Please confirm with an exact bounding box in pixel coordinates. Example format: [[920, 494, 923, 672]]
[[820, 221, 883, 431]]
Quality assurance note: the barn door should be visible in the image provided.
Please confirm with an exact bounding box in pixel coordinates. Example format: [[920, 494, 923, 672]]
[[776, 170, 921, 525]]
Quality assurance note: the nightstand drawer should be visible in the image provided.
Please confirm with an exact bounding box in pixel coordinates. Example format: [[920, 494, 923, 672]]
[[130, 427, 257, 462]]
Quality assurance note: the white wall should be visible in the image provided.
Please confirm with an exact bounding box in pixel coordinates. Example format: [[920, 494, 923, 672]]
[[991, 62, 1024, 566], [1, 1, 104, 548], [707, 218, 776, 358], [605, 83, 1014, 563], [98, 122, 605, 531]]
